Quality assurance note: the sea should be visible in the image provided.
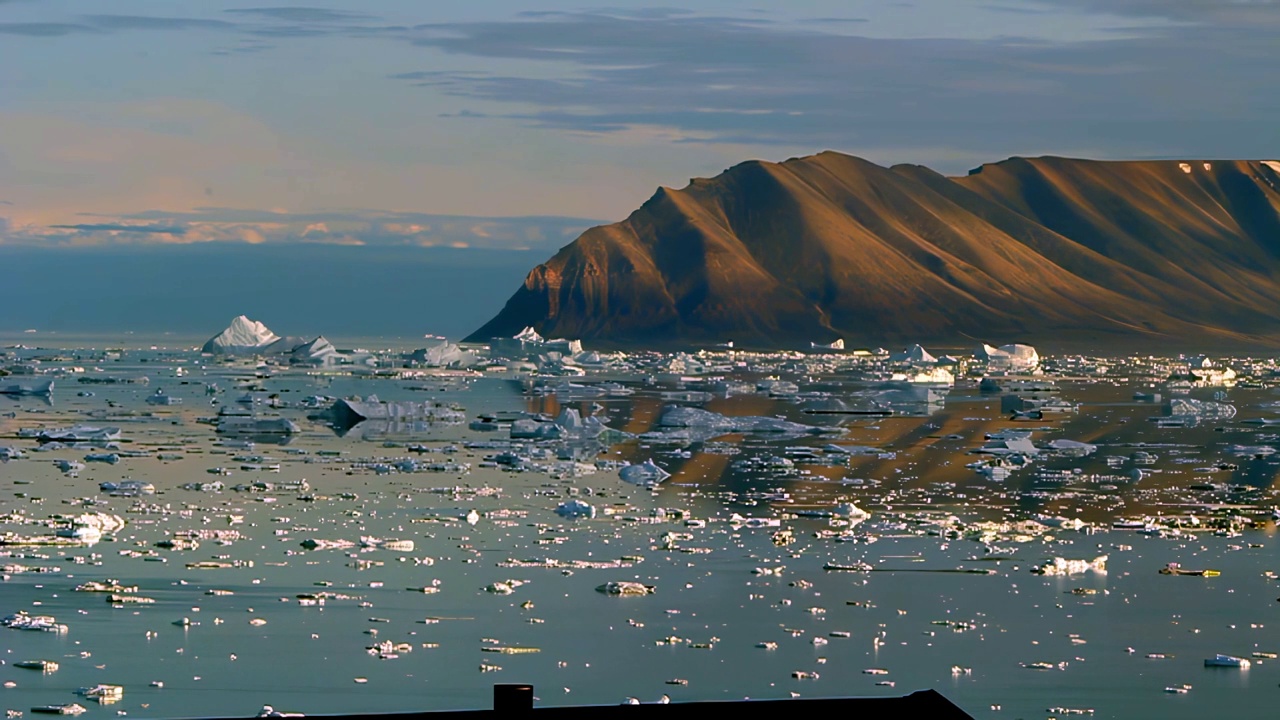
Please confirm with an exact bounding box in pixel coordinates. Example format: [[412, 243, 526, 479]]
[[1, 338, 1279, 720]]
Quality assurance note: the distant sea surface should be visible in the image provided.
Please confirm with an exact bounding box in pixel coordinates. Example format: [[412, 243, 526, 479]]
[[0, 244, 542, 344]]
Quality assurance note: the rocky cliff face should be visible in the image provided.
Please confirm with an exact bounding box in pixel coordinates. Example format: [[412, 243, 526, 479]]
[[467, 153, 1280, 347]]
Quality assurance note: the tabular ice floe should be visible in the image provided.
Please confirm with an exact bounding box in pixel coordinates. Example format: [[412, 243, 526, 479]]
[[2, 613, 68, 634], [1203, 654, 1250, 669], [7, 330, 1280, 717], [75, 685, 123, 704]]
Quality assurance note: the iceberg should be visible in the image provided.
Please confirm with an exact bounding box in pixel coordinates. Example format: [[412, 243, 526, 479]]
[[795, 502, 868, 519], [514, 326, 543, 344], [314, 396, 467, 439], [145, 389, 181, 406], [833, 502, 869, 518], [54, 459, 85, 473], [657, 406, 823, 437], [38, 426, 121, 443], [509, 408, 620, 442], [1031, 555, 1107, 576], [488, 326, 584, 359], [978, 343, 1040, 372], [1046, 439, 1097, 456], [408, 340, 475, 368], [868, 383, 948, 409], [976, 436, 1040, 456], [596, 581, 654, 596], [800, 397, 893, 416], [1204, 654, 1251, 669], [619, 460, 671, 486], [890, 344, 936, 364], [891, 367, 954, 386], [554, 408, 609, 438], [99, 480, 155, 496], [0, 378, 53, 396], [216, 416, 300, 436], [202, 315, 280, 355], [554, 499, 597, 518], [318, 396, 464, 427], [1163, 397, 1235, 421], [286, 336, 340, 366]]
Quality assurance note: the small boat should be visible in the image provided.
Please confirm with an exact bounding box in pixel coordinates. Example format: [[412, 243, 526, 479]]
[[1204, 654, 1251, 668], [1159, 562, 1220, 577], [14, 660, 58, 672]]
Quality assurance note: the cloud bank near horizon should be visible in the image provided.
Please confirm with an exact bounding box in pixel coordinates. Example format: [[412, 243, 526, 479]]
[[1, 208, 598, 250]]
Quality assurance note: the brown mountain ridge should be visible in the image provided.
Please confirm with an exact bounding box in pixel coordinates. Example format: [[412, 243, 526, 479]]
[[466, 152, 1280, 349]]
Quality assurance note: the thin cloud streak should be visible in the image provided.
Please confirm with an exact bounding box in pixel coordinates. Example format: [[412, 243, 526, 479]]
[[2, 208, 602, 250]]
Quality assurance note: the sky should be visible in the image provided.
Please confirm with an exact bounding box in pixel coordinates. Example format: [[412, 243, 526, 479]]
[[1, 0, 1278, 249]]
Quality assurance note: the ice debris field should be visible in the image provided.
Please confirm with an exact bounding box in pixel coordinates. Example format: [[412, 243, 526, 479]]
[[3, 320, 1280, 719]]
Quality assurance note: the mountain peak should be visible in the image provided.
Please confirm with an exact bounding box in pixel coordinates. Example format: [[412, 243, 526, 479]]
[[468, 151, 1280, 349]]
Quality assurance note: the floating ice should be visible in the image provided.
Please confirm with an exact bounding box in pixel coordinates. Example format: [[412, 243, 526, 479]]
[[619, 460, 670, 486]]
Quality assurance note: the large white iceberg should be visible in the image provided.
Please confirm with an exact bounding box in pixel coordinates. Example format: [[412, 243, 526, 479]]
[[202, 316, 281, 354], [409, 340, 475, 368], [1165, 397, 1235, 421], [978, 343, 1040, 372], [514, 326, 544, 344], [288, 336, 340, 365]]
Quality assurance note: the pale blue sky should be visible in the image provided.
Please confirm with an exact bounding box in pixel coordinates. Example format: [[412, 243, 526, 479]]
[[1, 0, 1276, 247]]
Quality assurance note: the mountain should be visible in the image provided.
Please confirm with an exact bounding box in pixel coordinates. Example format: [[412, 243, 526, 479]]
[[467, 153, 1280, 349]]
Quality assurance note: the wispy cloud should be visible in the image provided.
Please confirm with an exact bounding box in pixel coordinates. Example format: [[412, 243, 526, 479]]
[[225, 7, 376, 23], [1042, 0, 1280, 26], [0, 8, 381, 39], [2, 208, 601, 250], [0, 22, 94, 36], [49, 222, 187, 235], [85, 15, 237, 31], [383, 9, 1280, 162]]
